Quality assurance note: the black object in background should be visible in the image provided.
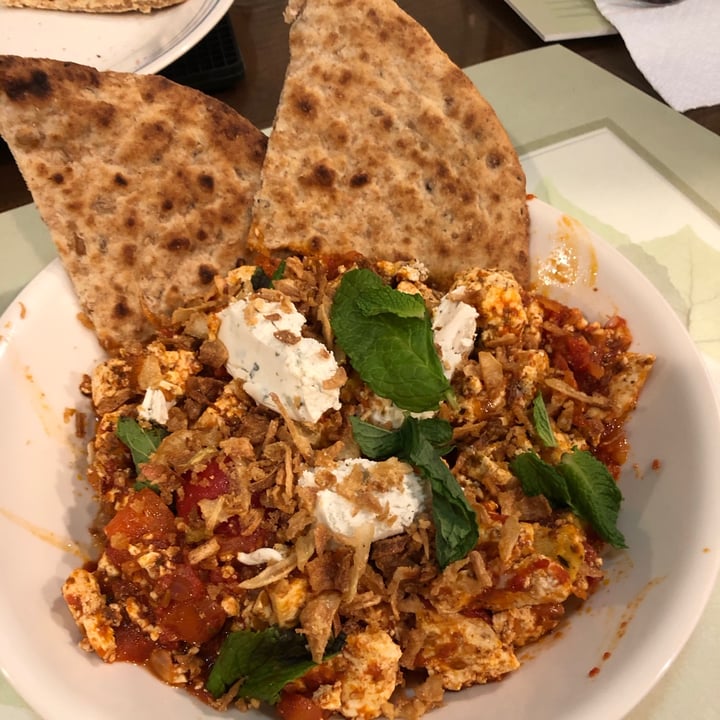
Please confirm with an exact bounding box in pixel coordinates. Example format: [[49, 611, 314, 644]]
[[161, 13, 245, 93]]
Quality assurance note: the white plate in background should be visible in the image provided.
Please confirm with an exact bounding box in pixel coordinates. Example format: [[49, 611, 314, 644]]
[[0, 0, 233, 74]]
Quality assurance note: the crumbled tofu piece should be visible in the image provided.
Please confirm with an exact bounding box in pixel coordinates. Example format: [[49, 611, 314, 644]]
[[492, 604, 564, 647], [451, 268, 527, 342], [91, 359, 134, 415], [431, 289, 478, 379], [315, 631, 402, 719], [146, 343, 202, 397], [124, 596, 162, 642], [606, 352, 655, 418], [410, 610, 519, 689], [266, 577, 309, 628], [137, 387, 174, 425], [480, 552, 574, 612], [62, 568, 117, 662]]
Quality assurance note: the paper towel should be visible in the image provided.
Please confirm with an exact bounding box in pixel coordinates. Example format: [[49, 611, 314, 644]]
[[593, 0, 720, 112]]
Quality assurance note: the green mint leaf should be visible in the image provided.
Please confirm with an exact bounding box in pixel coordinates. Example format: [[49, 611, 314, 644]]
[[351, 416, 453, 459], [116, 417, 168, 474], [251, 260, 288, 291], [133, 479, 161, 494], [510, 451, 570, 506], [355, 284, 427, 319], [412, 416, 454, 456], [351, 415, 478, 569], [532, 392, 557, 448], [272, 258, 287, 282], [558, 449, 627, 549], [251, 266, 273, 291], [206, 627, 344, 703], [400, 418, 478, 568], [510, 449, 626, 549], [427, 468, 479, 568], [350, 416, 403, 458], [330, 268, 451, 413]]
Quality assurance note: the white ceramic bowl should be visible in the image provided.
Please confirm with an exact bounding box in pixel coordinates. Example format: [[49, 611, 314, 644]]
[[1, 198, 718, 720]]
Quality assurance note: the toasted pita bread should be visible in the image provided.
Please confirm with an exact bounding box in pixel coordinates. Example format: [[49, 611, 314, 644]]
[[0, 56, 267, 351], [248, 0, 529, 289], [0, 0, 185, 12]]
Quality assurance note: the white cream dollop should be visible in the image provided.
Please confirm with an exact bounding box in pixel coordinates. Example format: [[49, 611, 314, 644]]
[[217, 296, 343, 424], [298, 458, 427, 542]]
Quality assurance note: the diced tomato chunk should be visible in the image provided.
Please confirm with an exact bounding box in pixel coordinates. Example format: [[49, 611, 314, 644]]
[[114, 622, 156, 664], [157, 599, 225, 645], [153, 564, 225, 645], [214, 515, 272, 555], [105, 488, 176, 544], [215, 530, 271, 556], [277, 693, 328, 720], [564, 335, 604, 380], [176, 459, 231, 519], [155, 562, 206, 603]]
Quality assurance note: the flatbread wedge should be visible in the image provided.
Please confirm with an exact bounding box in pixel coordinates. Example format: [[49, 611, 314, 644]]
[[0, 55, 267, 351], [0, 0, 186, 13], [249, 0, 530, 289]]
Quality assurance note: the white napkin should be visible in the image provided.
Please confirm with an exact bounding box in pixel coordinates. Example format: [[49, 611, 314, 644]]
[[593, 0, 720, 112]]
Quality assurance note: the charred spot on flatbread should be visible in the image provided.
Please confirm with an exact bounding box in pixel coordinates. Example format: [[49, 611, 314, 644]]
[[0, 55, 267, 352], [249, 0, 529, 289]]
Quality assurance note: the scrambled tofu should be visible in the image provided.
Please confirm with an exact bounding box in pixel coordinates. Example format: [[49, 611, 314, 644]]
[[62, 568, 117, 662], [63, 256, 653, 720], [314, 631, 402, 719], [406, 610, 520, 689]]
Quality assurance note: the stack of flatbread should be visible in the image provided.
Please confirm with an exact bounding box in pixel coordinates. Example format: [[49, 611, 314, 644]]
[[0, 0, 186, 13], [0, 0, 529, 351]]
